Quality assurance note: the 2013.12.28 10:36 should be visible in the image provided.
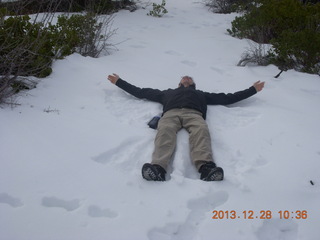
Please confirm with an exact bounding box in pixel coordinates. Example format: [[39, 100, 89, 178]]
[[212, 210, 308, 220]]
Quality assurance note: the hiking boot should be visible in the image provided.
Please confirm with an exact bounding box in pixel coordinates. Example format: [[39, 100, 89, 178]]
[[142, 163, 166, 181], [199, 162, 224, 181]]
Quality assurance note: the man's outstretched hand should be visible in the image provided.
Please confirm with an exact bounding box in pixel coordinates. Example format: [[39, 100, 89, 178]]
[[253, 81, 265, 92], [108, 73, 120, 84]]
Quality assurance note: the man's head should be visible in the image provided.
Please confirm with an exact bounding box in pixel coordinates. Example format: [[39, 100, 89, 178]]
[[179, 76, 195, 88]]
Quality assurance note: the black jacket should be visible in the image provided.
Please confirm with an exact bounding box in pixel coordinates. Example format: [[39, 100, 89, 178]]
[[116, 78, 257, 119]]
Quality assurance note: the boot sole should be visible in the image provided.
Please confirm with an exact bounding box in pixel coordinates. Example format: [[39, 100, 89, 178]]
[[203, 167, 224, 181], [142, 163, 165, 181]]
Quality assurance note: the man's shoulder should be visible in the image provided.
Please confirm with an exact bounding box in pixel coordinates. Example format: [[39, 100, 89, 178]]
[[163, 88, 176, 92]]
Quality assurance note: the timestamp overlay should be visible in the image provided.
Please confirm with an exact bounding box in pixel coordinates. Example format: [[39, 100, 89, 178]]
[[209, 207, 320, 239], [211, 210, 308, 220]]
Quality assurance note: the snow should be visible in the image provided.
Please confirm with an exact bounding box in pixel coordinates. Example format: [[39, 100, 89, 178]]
[[1, 0, 320, 239]]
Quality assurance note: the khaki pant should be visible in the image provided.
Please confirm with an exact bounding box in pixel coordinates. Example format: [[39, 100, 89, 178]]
[[151, 108, 213, 171]]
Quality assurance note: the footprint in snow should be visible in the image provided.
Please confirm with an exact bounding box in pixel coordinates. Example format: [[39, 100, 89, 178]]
[[210, 66, 225, 75], [92, 136, 142, 164], [223, 150, 269, 191], [0, 192, 24, 208], [87, 205, 118, 218], [165, 50, 182, 56], [160, 24, 172, 28], [129, 44, 146, 49], [255, 219, 298, 240], [92, 136, 153, 171], [41, 196, 81, 212], [181, 60, 197, 67], [148, 190, 228, 240], [252, 155, 268, 168]]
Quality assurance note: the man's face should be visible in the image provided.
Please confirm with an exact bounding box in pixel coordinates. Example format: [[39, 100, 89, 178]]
[[179, 76, 194, 87]]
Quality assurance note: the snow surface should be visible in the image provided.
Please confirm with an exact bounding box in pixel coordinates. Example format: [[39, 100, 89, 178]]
[[1, 0, 320, 239]]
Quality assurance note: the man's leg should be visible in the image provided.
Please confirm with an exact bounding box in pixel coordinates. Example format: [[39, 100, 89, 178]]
[[142, 110, 182, 181], [182, 109, 224, 181], [151, 109, 182, 170], [181, 110, 214, 170]]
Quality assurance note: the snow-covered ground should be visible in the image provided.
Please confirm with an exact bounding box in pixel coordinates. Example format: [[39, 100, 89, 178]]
[[1, 0, 320, 239]]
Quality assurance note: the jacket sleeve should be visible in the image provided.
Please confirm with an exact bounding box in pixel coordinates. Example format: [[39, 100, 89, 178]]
[[204, 86, 257, 105], [115, 78, 163, 103]]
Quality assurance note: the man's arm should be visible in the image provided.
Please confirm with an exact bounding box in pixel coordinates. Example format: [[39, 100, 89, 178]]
[[107, 73, 163, 103], [205, 81, 265, 105]]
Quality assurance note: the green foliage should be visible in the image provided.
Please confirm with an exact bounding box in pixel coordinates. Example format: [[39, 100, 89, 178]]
[[0, 13, 107, 78], [51, 13, 104, 58], [0, 15, 54, 78], [228, 0, 308, 43], [228, 0, 320, 74], [205, 0, 253, 14], [0, 0, 135, 14], [90, 0, 115, 13], [0, 12, 114, 100], [147, 0, 168, 17], [270, 28, 320, 73], [0, 7, 7, 20]]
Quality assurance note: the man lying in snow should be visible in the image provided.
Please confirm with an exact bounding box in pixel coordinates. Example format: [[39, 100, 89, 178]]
[[107, 73, 265, 182]]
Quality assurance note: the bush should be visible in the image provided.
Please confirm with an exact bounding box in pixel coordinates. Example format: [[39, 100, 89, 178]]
[[228, 0, 310, 43], [204, 0, 252, 14], [147, 0, 168, 17], [270, 28, 320, 74], [0, 11, 116, 103], [237, 41, 272, 67], [0, 15, 54, 78], [228, 0, 320, 75], [51, 13, 115, 58], [0, 0, 136, 14]]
